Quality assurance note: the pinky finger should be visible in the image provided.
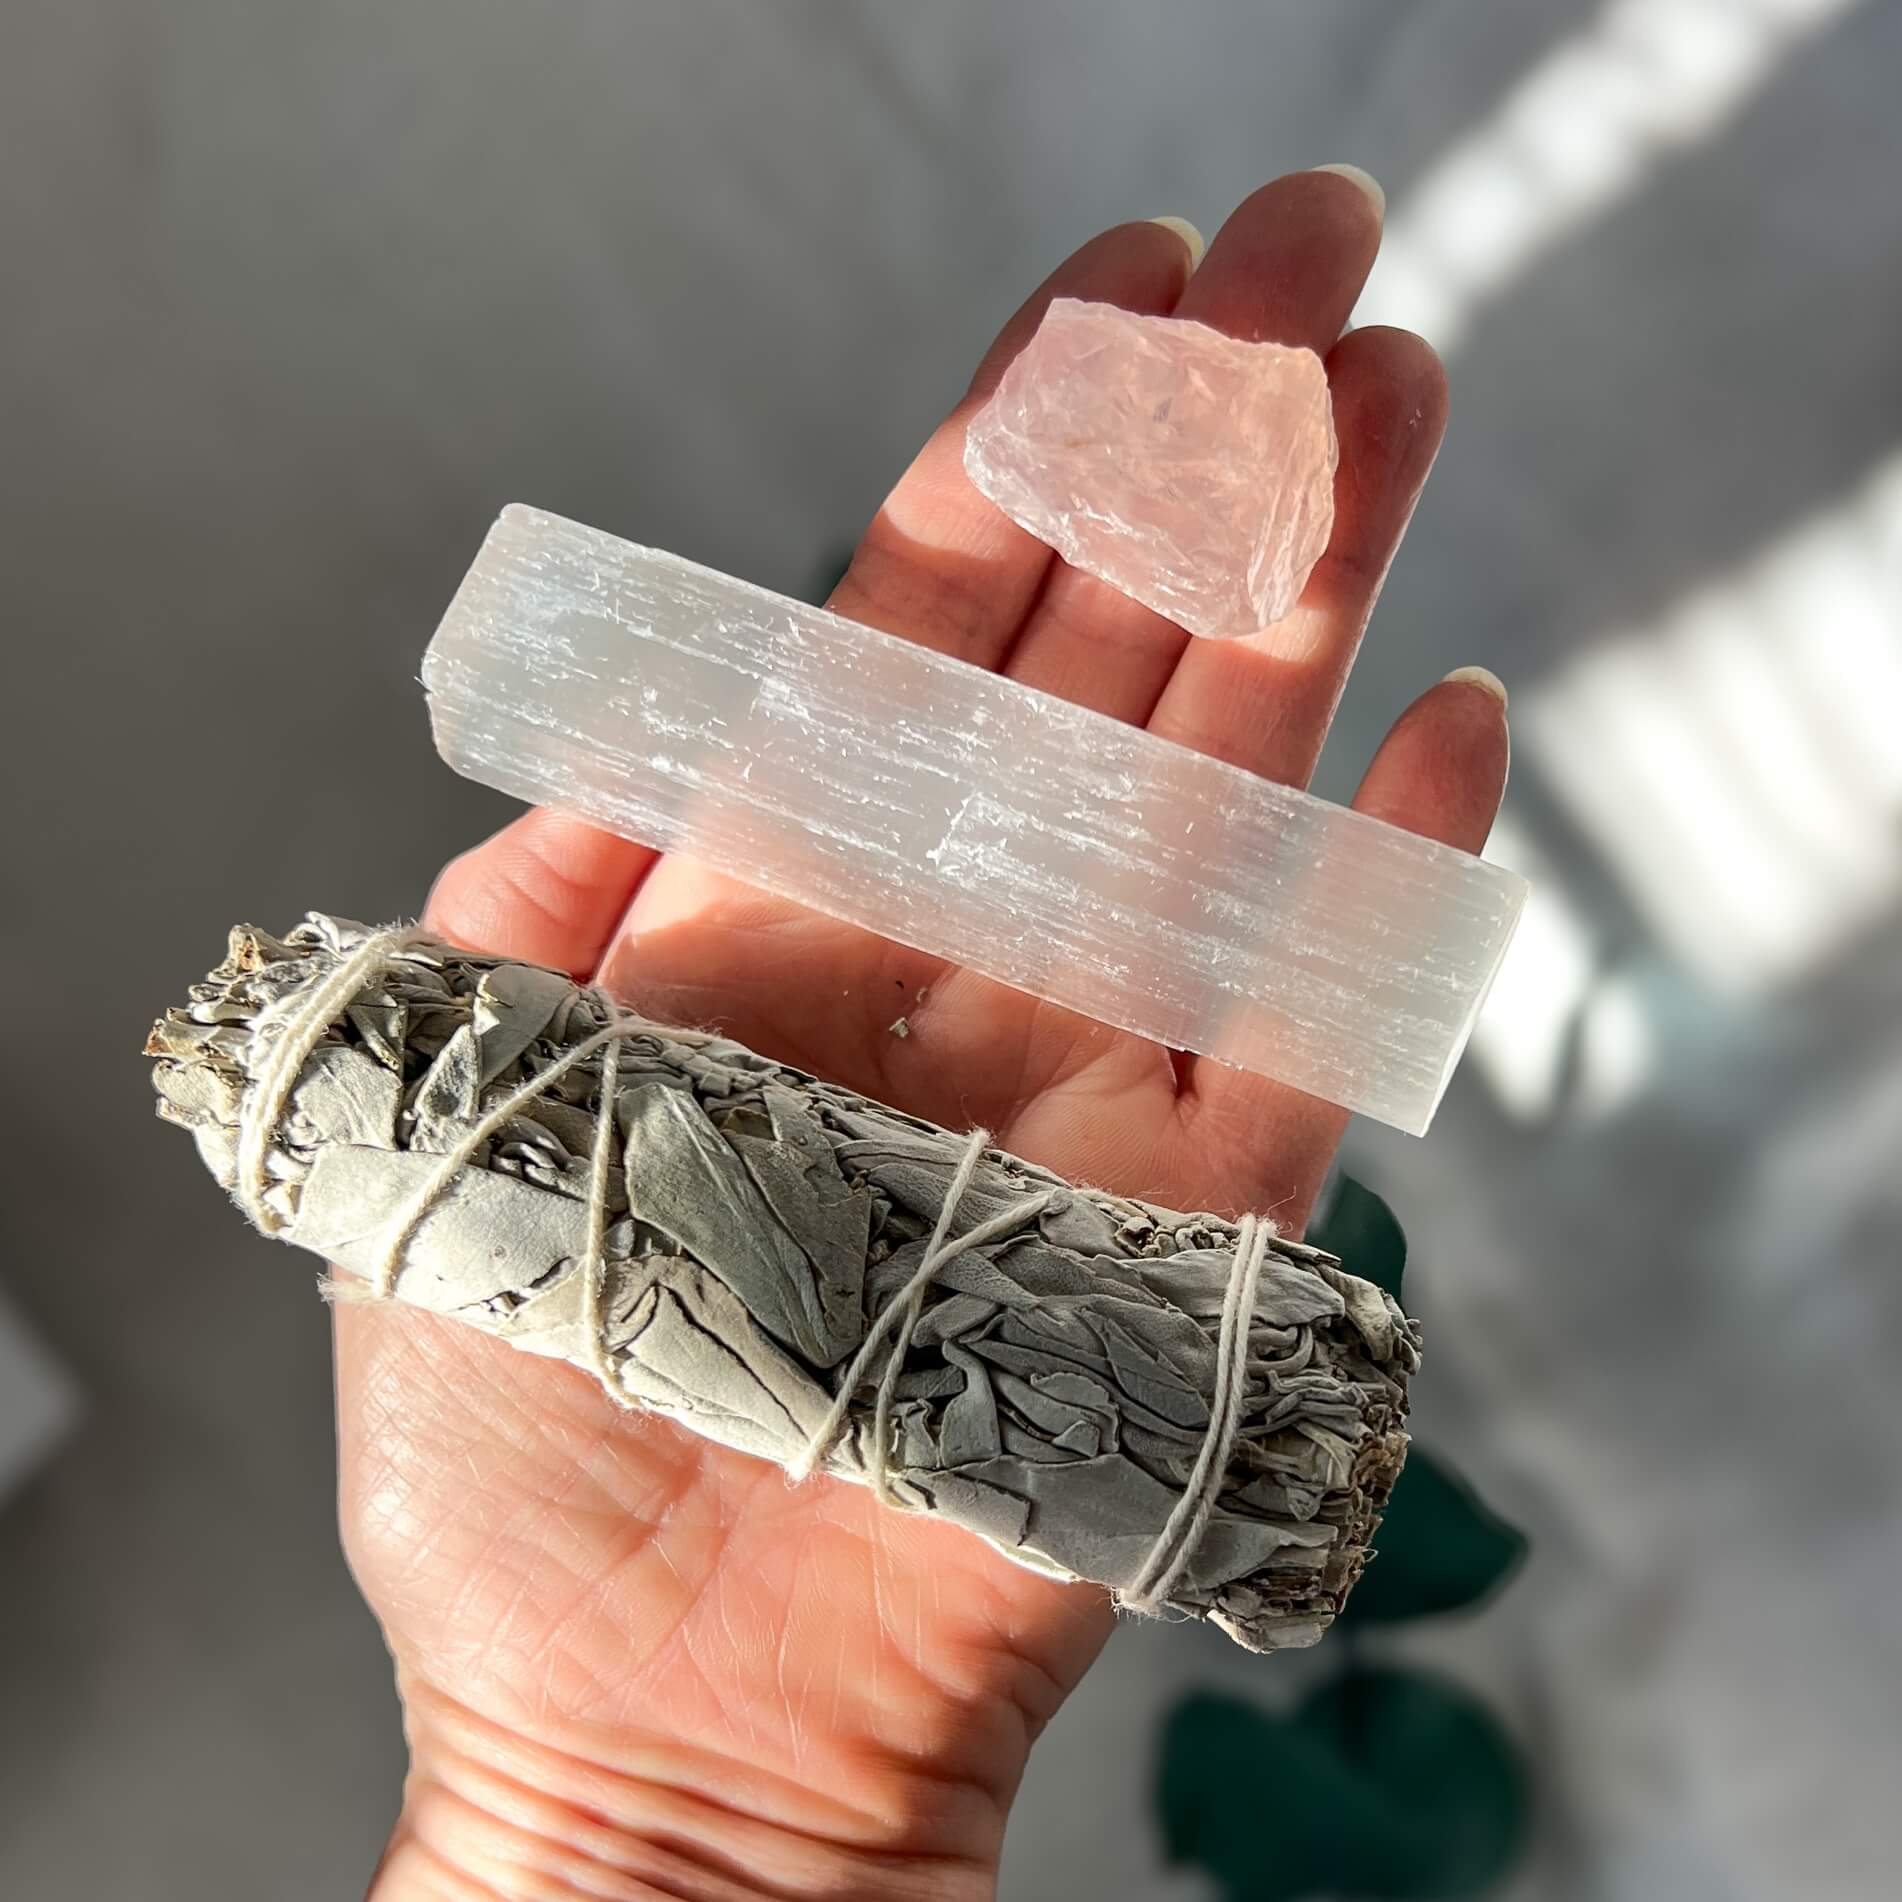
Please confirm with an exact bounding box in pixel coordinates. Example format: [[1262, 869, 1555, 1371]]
[[1351, 666, 1510, 851]]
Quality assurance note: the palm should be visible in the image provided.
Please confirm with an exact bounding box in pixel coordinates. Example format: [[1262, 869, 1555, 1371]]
[[337, 174, 1508, 1890]]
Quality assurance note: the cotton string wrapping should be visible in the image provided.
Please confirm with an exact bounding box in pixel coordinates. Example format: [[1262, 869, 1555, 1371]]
[[578, 1024, 629, 1403], [234, 925, 1277, 1613], [364, 1006, 649, 1304], [786, 1126, 1055, 1500], [236, 924, 647, 1355], [1121, 1210, 1275, 1613], [235, 923, 427, 1232]]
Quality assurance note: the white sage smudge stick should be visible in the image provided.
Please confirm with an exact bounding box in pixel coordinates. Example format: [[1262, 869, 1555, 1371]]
[[146, 914, 1421, 1652]]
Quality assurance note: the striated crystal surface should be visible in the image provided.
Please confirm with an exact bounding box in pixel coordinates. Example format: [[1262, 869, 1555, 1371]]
[[423, 506, 1526, 1135], [962, 297, 1339, 639]]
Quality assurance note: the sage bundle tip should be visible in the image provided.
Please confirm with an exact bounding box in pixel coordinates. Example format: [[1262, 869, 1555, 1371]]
[[147, 912, 1420, 1652]]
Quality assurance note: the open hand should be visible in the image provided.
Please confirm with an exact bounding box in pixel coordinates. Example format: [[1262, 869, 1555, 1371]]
[[340, 169, 1509, 1900]]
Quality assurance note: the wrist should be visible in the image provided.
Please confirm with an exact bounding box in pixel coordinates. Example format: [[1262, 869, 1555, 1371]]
[[366, 1676, 1002, 1902]]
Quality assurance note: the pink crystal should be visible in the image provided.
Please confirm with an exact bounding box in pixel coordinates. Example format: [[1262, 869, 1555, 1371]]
[[963, 297, 1339, 640]]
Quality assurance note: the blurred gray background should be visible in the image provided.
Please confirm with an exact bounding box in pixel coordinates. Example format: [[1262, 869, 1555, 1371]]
[[3, 1, 1899, 1896]]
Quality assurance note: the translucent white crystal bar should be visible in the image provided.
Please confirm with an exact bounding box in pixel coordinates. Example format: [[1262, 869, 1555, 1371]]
[[423, 506, 1527, 1134]]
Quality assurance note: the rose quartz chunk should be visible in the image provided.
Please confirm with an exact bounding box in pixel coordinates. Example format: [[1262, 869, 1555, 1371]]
[[963, 297, 1338, 640]]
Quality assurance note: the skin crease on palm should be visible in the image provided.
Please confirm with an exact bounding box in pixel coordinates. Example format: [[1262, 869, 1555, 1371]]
[[340, 170, 1511, 1900]]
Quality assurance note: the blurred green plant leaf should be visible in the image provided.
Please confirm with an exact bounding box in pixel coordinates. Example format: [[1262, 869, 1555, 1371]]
[[1308, 1174, 1406, 1301], [1157, 1668, 1529, 1900], [1339, 1448, 1527, 1626]]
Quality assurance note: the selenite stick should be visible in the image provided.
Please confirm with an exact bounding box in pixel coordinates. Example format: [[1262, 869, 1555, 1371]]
[[422, 506, 1526, 1135]]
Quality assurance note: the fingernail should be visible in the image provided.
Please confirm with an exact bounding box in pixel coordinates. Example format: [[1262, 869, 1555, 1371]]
[[1313, 163, 1385, 221], [1148, 215, 1206, 271], [1442, 664, 1508, 709]]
